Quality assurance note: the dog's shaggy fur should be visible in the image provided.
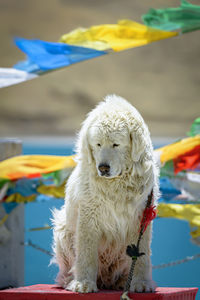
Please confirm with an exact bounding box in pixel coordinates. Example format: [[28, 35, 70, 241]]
[[52, 95, 159, 293]]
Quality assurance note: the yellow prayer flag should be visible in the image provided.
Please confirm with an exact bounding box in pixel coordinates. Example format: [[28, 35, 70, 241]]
[[156, 135, 200, 164], [0, 155, 76, 180], [60, 20, 178, 52], [158, 203, 200, 238]]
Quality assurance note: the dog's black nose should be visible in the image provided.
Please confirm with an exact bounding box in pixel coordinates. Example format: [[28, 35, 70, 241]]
[[98, 164, 110, 176]]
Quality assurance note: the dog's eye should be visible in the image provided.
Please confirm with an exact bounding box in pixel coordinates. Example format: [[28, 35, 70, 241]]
[[97, 143, 101, 147], [113, 144, 119, 148]]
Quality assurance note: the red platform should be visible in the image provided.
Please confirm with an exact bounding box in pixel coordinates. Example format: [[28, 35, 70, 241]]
[[0, 284, 198, 300]]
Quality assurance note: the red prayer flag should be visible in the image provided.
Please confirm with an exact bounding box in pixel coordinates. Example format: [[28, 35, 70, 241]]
[[174, 145, 200, 174]]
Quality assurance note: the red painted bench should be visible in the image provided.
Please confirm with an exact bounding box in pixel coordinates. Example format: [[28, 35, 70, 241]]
[[0, 284, 198, 300]]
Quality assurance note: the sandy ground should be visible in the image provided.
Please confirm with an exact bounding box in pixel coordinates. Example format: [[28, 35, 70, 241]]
[[0, 0, 200, 139]]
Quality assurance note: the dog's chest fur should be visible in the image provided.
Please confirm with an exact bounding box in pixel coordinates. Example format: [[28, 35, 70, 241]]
[[85, 173, 145, 246], [89, 179, 142, 288]]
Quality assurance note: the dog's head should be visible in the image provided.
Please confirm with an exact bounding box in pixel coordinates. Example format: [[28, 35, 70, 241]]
[[76, 95, 153, 179], [88, 117, 132, 178]]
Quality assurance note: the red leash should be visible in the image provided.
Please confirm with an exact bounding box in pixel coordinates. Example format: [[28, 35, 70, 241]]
[[139, 204, 157, 233]]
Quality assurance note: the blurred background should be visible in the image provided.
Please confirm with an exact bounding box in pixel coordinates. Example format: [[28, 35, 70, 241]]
[[0, 0, 200, 138], [0, 0, 200, 296]]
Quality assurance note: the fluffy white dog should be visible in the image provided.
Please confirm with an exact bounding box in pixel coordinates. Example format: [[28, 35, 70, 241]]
[[52, 95, 159, 293]]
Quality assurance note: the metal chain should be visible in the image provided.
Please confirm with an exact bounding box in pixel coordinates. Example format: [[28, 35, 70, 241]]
[[123, 258, 137, 292], [120, 190, 154, 300]]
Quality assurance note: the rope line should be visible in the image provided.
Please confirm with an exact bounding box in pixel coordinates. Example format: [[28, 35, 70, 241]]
[[24, 240, 53, 257], [152, 253, 200, 269], [23, 239, 200, 269], [24, 239, 200, 268]]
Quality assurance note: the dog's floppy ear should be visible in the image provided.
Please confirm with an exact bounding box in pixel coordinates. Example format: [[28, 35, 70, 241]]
[[130, 126, 148, 162], [81, 128, 93, 164], [75, 119, 93, 164]]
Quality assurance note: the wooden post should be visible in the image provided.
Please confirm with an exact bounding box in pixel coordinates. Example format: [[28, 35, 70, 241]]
[[0, 139, 24, 288]]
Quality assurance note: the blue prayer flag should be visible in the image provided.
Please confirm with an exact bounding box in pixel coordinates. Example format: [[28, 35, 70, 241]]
[[14, 38, 107, 72]]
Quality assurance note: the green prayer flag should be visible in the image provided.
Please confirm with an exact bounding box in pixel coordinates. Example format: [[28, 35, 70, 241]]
[[188, 117, 200, 137], [142, 0, 200, 33]]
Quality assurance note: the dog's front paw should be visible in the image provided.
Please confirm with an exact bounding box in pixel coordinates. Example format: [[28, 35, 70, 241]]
[[131, 279, 156, 293], [67, 279, 98, 293]]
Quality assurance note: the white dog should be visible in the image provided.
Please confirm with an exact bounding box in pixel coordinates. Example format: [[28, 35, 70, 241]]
[[52, 95, 159, 293]]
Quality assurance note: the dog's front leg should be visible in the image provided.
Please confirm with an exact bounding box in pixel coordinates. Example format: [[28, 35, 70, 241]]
[[130, 224, 157, 293], [67, 207, 99, 293]]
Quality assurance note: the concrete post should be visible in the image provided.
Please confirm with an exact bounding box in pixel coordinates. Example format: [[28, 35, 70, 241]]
[[0, 139, 24, 288]]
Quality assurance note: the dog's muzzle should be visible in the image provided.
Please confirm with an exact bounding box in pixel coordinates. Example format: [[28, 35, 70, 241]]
[[98, 163, 110, 177]]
